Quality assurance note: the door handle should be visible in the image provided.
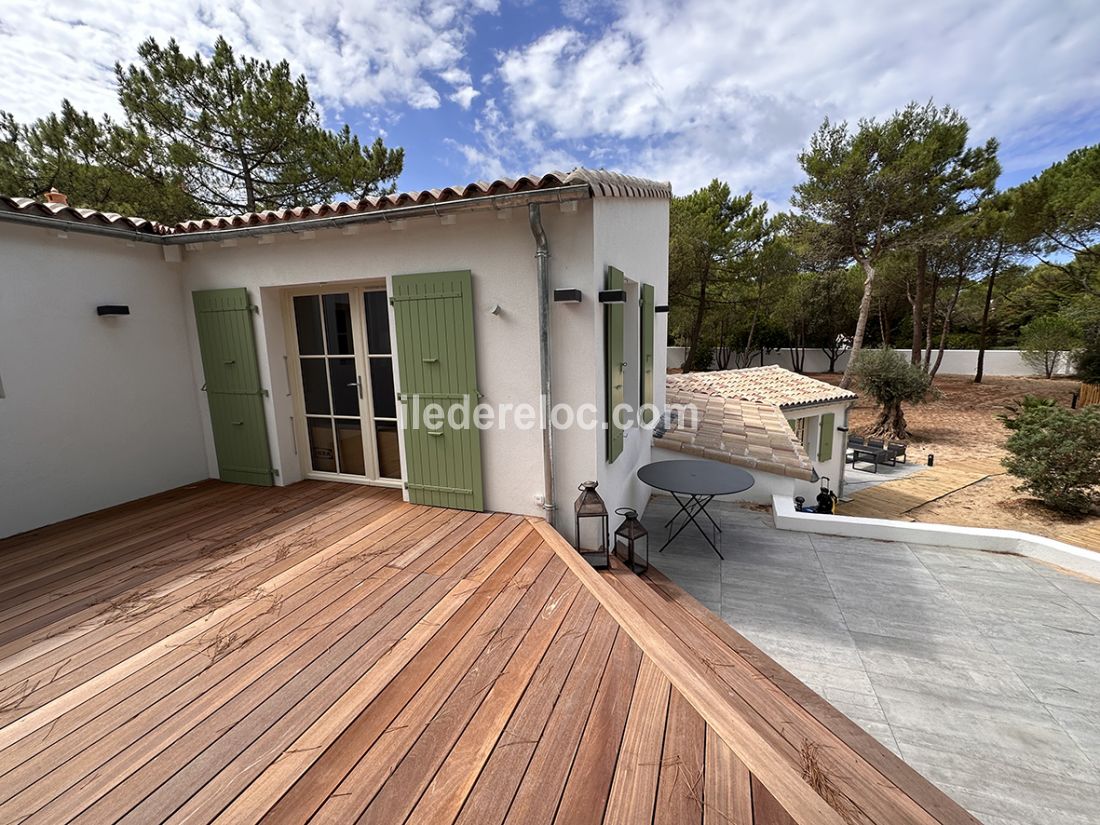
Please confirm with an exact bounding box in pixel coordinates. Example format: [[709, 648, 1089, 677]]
[[231, 420, 244, 426], [427, 431, 443, 437], [422, 357, 438, 364], [346, 376, 363, 398]]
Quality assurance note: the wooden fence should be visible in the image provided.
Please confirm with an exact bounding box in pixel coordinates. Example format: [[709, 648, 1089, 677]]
[[1080, 382, 1100, 408]]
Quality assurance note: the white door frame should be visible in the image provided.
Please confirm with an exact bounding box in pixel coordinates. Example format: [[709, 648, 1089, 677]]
[[282, 282, 404, 488]]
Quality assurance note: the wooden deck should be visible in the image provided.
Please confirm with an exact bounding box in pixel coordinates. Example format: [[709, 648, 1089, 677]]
[[838, 459, 1004, 520], [0, 480, 978, 824]]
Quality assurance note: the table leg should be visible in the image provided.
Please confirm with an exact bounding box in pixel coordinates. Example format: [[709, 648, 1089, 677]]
[[684, 495, 721, 532], [658, 493, 724, 560]]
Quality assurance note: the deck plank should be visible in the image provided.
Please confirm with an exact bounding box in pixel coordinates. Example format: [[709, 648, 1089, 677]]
[[704, 726, 753, 825], [602, 655, 672, 825], [551, 629, 644, 825], [654, 688, 705, 825]]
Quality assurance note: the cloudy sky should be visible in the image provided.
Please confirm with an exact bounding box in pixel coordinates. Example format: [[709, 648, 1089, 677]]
[[2, 0, 1098, 206]]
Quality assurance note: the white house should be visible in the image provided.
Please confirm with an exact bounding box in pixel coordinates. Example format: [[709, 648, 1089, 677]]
[[0, 170, 670, 540], [653, 366, 857, 502]]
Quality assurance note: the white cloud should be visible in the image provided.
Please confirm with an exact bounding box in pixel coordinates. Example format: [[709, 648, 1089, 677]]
[[0, 0, 496, 122], [463, 0, 1100, 201], [450, 86, 480, 109]]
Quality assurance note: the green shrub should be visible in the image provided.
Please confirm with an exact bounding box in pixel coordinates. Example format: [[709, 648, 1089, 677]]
[[997, 395, 1058, 431], [1002, 403, 1100, 514]]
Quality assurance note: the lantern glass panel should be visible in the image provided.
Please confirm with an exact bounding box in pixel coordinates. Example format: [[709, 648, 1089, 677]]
[[574, 481, 610, 569], [614, 507, 649, 574]]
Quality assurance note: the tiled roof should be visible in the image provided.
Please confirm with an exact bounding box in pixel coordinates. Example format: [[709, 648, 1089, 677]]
[[655, 386, 816, 481], [0, 168, 670, 239], [0, 196, 162, 234], [668, 365, 857, 409]]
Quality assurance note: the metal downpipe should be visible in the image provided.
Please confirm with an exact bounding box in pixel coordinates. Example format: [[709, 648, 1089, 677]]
[[529, 203, 556, 524]]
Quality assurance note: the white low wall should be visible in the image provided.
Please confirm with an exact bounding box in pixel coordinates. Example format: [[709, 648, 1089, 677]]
[[771, 494, 1100, 581], [668, 347, 1076, 377]]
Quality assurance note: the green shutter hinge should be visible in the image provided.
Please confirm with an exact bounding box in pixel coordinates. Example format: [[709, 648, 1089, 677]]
[[389, 296, 395, 306]]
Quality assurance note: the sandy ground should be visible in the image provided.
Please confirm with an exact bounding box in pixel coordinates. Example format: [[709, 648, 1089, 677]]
[[818, 373, 1100, 544]]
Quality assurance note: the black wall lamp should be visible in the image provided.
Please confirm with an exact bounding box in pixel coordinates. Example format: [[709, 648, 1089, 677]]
[[553, 288, 583, 303], [598, 289, 626, 304], [96, 305, 130, 316]]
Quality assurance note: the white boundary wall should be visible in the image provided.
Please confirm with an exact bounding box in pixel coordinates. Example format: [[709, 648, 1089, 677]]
[[668, 347, 1076, 377], [771, 494, 1100, 581]]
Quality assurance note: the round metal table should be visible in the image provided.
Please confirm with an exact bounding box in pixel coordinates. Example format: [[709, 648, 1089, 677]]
[[637, 459, 755, 559]]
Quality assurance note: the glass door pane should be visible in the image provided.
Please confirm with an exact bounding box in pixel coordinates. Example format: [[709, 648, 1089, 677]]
[[293, 291, 366, 477], [364, 290, 400, 480]]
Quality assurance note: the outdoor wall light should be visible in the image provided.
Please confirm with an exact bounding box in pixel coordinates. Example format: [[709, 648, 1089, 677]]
[[598, 289, 627, 304], [96, 305, 130, 316], [553, 288, 582, 303]]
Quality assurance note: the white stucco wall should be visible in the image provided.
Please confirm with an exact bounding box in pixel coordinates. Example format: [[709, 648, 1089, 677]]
[[179, 203, 601, 520], [784, 401, 852, 496], [0, 224, 207, 537], [0, 192, 670, 537], [591, 197, 670, 530], [668, 346, 1077, 377]]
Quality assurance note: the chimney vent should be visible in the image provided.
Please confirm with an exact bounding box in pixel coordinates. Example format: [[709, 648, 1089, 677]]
[[44, 188, 68, 206]]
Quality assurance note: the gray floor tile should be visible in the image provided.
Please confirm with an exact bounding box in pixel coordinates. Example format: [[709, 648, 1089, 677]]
[[643, 497, 1100, 825]]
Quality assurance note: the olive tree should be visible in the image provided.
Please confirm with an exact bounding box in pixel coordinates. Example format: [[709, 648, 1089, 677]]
[[849, 347, 937, 440]]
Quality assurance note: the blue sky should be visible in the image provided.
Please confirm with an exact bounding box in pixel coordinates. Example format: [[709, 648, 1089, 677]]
[[2, 0, 1098, 210]]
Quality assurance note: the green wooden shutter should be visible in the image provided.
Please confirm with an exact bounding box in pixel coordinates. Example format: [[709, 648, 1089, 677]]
[[606, 266, 625, 463], [640, 282, 655, 418], [391, 271, 484, 511], [192, 288, 274, 486], [818, 413, 835, 462]]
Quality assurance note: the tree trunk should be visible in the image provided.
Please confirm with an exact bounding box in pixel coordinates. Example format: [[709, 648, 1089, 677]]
[[841, 257, 876, 389], [789, 330, 806, 373], [239, 150, 257, 213], [923, 269, 940, 371], [974, 241, 1003, 384], [911, 248, 927, 365], [685, 266, 710, 370], [930, 273, 964, 379], [868, 400, 909, 441]]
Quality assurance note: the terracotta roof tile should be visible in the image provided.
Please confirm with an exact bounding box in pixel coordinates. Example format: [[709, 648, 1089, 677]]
[[0, 196, 163, 234], [667, 365, 856, 409], [0, 168, 671, 239], [656, 387, 815, 481]]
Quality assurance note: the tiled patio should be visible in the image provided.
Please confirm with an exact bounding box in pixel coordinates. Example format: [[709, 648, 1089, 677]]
[[643, 495, 1100, 825]]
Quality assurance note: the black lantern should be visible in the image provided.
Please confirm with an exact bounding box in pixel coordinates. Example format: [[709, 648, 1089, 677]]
[[574, 481, 610, 569], [614, 507, 649, 574]]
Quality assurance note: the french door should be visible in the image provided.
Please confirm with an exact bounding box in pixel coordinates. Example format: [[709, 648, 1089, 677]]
[[288, 286, 401, 485]]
